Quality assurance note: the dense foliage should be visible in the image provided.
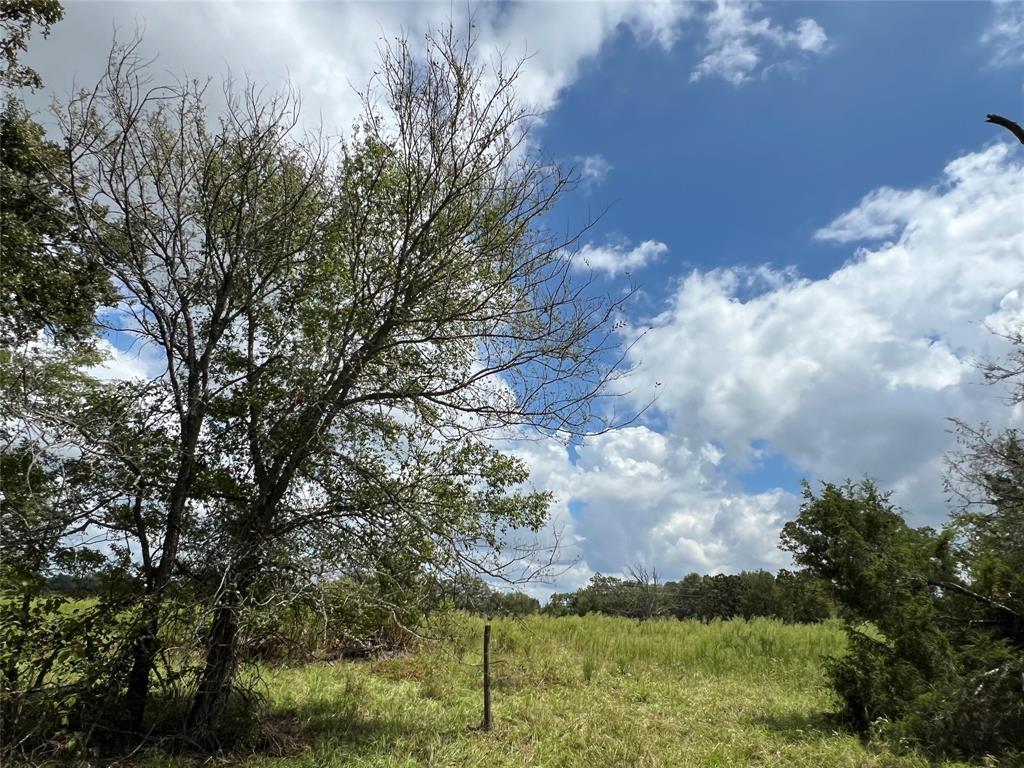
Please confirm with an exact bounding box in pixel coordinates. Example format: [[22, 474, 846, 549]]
[[438, 574, 541, 618], [0, 20, 629, 757], [546, 569, 832, 623], [781, 417, 1024, 761]]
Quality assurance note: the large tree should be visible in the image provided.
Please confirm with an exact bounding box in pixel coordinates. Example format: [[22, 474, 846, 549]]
[[36, 26, 633, 742]]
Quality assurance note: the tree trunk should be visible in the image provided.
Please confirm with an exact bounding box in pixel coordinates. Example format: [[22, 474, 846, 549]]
[[125, 411, 205, 734], [124, 608, 160, 733], [186, 590, 242, 741]]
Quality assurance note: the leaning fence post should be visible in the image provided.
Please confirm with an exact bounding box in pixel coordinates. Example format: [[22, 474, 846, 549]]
[[482, 623, 492, 730]]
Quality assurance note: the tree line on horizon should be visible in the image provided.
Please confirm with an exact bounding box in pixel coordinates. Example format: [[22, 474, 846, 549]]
[[36, 565, 831, 626], [544, 568, 832, 623]]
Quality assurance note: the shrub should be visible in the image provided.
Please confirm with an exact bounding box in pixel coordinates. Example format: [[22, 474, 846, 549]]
[[782, 479, 1024, 761]]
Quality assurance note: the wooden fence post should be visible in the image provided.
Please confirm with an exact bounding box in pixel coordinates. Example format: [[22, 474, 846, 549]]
[[482, 623, 492, 730]]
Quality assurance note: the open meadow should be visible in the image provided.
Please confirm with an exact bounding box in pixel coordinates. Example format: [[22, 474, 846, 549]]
[[133, 615, 970, 768]]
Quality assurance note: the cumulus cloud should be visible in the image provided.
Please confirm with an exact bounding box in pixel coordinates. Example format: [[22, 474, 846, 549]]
[[576, 240, 669, 276], [508, 425, 795, 595], [690, 1, 829, 85], [24, 2, 694, 133], [813, 188, 933, 243], [515, 143, 1023, 595], [25, 1, 825, 134], [793, 18, 829, 54], [981, 0, 1024, 68], [88, 338, 165, 382], [625, 143, 1023, 516]]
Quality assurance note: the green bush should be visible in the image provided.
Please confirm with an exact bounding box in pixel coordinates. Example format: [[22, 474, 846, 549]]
[[783, 479, 1024, 761], [0, 583, 135, 758]]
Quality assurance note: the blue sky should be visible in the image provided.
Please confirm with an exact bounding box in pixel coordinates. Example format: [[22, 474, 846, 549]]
[[28, 1, 1024, 593], [529, 0, 1024, 503], [541, 2, 1016, 279]]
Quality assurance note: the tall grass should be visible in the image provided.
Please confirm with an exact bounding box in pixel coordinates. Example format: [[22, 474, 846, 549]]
[[454, 614, 845, 678], [125, 613, 966, 767]]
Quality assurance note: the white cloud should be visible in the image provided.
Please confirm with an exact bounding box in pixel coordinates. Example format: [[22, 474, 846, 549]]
[[508, 425, 794, 591], [813, 188, 932, 243], [88, 338, 165, 382], [981, 0, 1024, 68], [576, 153, 613, 188], [514, 143, 1023, 594], [577, 240, 669, 276], [690, 1, 829, 85], [25, 2, 694, 133], [625, 143, 1023, 515], [793, 18, 829, 54], [25, 1, 824, 136]]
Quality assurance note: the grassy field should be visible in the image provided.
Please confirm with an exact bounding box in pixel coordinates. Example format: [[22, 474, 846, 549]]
[[138, 614, 968, 768]]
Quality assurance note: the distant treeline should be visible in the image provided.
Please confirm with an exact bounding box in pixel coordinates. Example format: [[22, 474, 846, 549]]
[[441, 575, 542, 617], [437, 568, 832, 623], [42, 573, 99, 595], [43, 568, 829, 624], [545, 569, 832, 623]]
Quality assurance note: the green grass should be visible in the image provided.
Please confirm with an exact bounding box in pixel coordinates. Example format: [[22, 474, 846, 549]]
[[138, 614, 969, 768]]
